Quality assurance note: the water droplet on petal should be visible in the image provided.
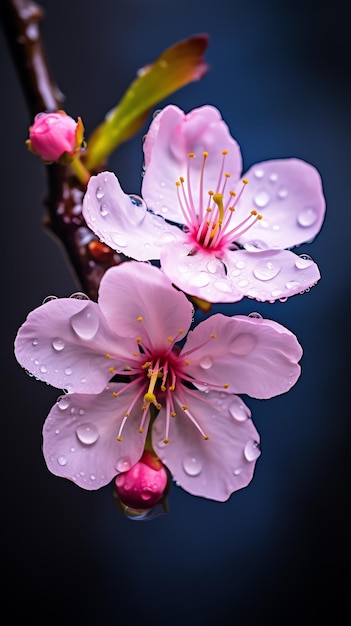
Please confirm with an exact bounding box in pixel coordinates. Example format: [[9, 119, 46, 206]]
[[278, 187, 288, 199], [111, 233, 127, 248], [297, 207, 317, 227], [253, 259, 281, 281], [52, 337, 65, 351], [285, 280, 301, 290], [235, 260, 246, 269], [182, 455, 202, 476], [70, 303, 100, 340], [269, 173, 278, 182], [57, 396, 70, 410], [200, 355, 213, 369], [229, 402, 248, 421], [254, 191, 270, 208], [233, 468, 242, 475], [116, 458, 132, 472], [230, 333, 257, 356], [42, 295, 58, 304], [70, 292, 89, 300], [32, 339, 39, 346], [57, 455, 67, 466], [248, 312, 262, 319], [64, 368, 73, 376], [206, 259, 222, 273], [254, 169, 264, 179], [96, 186, 104, 199], [295, 255, 314, 269], [99, 203, 109, 216], [189, 272, 211, 287], [76, 423, 99, 445], [40, 364, 47, 373], [244, 440, 261, 462]]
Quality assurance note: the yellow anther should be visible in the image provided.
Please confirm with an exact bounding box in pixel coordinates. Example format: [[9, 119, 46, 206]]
[[116, 436, 122, 441], [182, 405, 188, 410], [225, 173, 231, 178], [184, 359, 189, 366], [144, 392, 156, 404], [124, 366, 132, 371], [251, 209, 258, 216], [133, 352, 139, 357], [208, 190, 214, 196], [204, 435, 210, 440], [112, 391, 118, 397], [161, 385, 166, 392], [222, 150, 229, 155], [178, 329, 183, 334], [155, 403, 161, 410], [136, 337, 142, 343], [203, 151, 208, 157], [230, 190, 236, 197], [139, 428, 144, 433], [206, 207, 212, 213], [171, 411, 176, 417], [142, 361, 151, 369], [242, 178, 248, 184], [223, 384, 229, 389], [105, 353, 111, 358], [175, 181, 181, 187], [163, 438, 170, 444], [211, 333, 217, 339], [167, 337, 173, 343], [141, 405, 147, 411], [229, 206, 235, 212], [188, 152, 195, 158], [257, 214, 263, 220], [109, 367, 115, 374], [125, 413, 130, 417], [137, 316, 143, 322], [169, 385, 175, 391], [157, 371, 163, 378], [180, 176, 185, 183]]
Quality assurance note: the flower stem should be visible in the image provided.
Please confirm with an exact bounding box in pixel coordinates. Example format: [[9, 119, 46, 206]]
[[70, 155, 91, 186]]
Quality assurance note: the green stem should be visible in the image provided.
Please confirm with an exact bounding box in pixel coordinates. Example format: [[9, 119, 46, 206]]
[[70, 155, 91, 186]]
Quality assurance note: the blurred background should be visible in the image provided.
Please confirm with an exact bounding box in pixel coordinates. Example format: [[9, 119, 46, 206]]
[[1, 0, 350, 623]]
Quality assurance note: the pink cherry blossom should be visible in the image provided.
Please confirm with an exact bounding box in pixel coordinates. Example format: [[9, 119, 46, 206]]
[[82, 105, 325, 304], [27, 111, 84, 163], [14, 261, 303, 501], [114, 450, 169, 510]]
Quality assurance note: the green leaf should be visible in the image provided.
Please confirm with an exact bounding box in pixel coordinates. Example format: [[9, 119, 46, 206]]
[[83, 34, 209, 171]]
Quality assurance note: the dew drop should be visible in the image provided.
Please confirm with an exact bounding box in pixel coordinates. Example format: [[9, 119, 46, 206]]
[[244, 440, 261, 462], [297, 207, 317, 227], [278, 187, 288, 199], [200, 355, 213, 369], [254, 191, 270, 208], [254, 169, 264, 179], [269, 173, 278, 182], [70, 303, 100, 340], [76, 423, 99, 445], [111, 233, 127, 248], [116, 458, 132, 472], [237, 279, 249, 288], [96, 186, 104, 199], [213, 280, 232, 293], [70, 292, 89, 300], [253, 259, 281, 281], [64, 368, 72, 376], [235, 260, 246, 269], [57, 396, 70, 410], [248, 312, 262, 319], [99, 203, 109, 216], [285, 280, 301, 290], [57, 455, 67, 466], [52, 337, 65, 351], [182, 455, 202, 476], [229, 402, 247, 421], [189, 272, 211, 287], [42, 295, 58, 304], [206, 259, 222, 273], [295, 255, 314, 269], [233, 468, 242, 476], [39, 364, 47, 373], [32, 339, 39, 346]]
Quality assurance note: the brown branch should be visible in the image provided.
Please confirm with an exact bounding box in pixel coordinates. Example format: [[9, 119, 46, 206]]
[[1, 0, 120, 300]]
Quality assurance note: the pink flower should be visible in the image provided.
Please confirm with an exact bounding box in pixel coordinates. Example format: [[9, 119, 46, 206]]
[[114, 450, 169, 510], [14, 261, 302, 501], [27, 110, 84, 163], [82, 105, 325, 304]]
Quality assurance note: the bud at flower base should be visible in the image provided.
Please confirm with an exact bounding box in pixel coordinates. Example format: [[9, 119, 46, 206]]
[[114, 450, 169, 511], [26, 110, 84, 163]]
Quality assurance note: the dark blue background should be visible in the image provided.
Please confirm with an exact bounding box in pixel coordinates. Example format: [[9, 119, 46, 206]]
[[2, 1, 350, 623]]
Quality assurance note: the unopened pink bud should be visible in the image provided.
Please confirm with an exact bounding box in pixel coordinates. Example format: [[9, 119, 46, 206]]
[[27, 111, 84, 163], [114, 450, 168, 510]]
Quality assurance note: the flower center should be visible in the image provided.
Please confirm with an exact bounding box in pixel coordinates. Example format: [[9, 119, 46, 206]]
[[105, 321, 229, 445], [175, 151, 262, 252]]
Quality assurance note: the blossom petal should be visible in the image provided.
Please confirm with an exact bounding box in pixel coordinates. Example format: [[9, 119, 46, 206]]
[[223, 248, 321, 302], [43, 384, 148, 490], [236, 159, 325, 249], [182, 313, 303, 398], [82, 171, 183, 261], [160, 240, 245, 303], [152, 389, 260, 501], [14, 297, 135, 393], [142, 104, 243, 223], [98, 261, 194, 350]]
